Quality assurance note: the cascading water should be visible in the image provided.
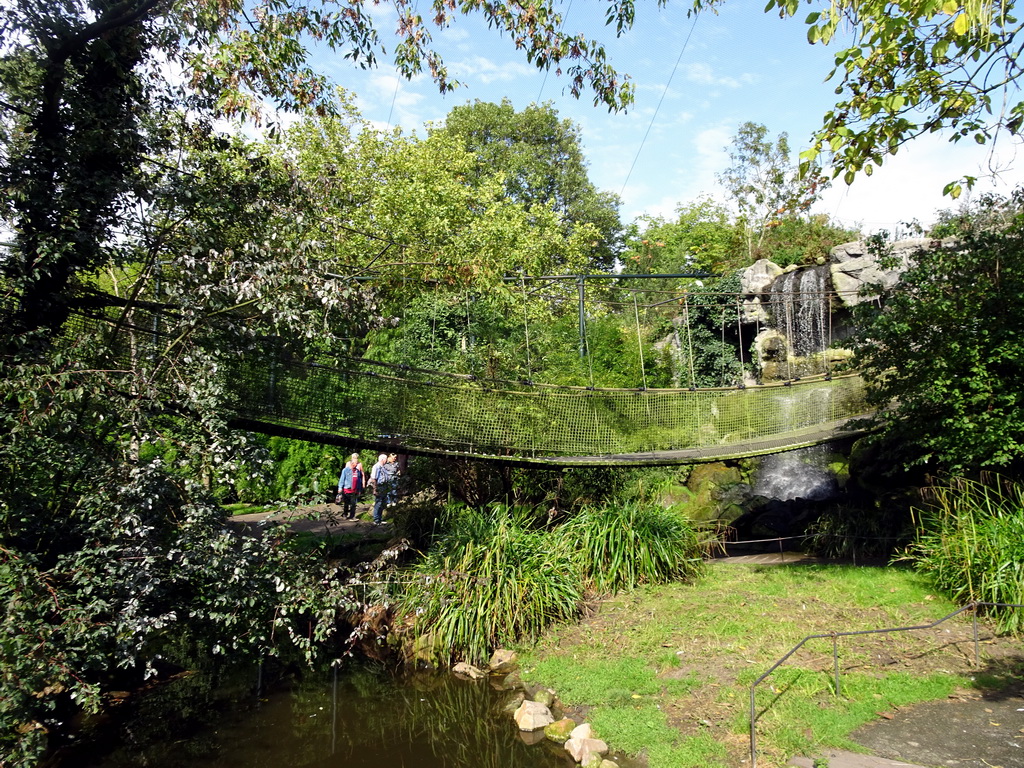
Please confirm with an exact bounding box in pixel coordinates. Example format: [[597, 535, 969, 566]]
[[752, 445, 839, 501], [768, 265, 830, 360]]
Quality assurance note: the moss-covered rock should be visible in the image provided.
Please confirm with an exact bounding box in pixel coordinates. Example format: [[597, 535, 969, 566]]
[[683, 462, 744, 523]]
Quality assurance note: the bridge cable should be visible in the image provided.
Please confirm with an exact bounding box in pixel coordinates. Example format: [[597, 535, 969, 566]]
[[618, 12, 700, 198], [736, 295, 745, 373], [826, 291, 834, 376], [785, 293, 794, 380], [430, 282, 438, 358], [720, 304, 728, 386], [464, 290, 472, 365], [521, 272, 533, 378], [584, 311, 595, 388], [683, 294, 696, 388], [633, 292, 648, 391]]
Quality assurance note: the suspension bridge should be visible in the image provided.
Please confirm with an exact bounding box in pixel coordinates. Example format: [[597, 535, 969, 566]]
[[76, 275, 878, 466], [225, 353, 875, 466]]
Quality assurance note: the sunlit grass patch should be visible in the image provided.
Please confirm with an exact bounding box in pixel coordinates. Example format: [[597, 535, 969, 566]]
[[523, 655, 698, 705], [522, 560, 991, 768]]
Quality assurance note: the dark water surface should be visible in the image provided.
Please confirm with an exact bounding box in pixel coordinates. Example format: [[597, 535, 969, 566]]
[[50, 663, 570, 768]]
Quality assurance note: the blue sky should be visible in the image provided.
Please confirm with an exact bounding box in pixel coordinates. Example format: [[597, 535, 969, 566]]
[[314, 1, 1024, 235]]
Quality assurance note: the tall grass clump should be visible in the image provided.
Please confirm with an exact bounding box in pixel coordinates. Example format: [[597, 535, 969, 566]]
[[397, 505, 581, 665], [906, 475, 1024, 633], [562, 503, 704, 593]]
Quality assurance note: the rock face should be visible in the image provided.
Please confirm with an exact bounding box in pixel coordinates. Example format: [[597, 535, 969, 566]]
[[513, 700, 555, 731], [830, 238, 952, 306], [740, 258, 785, 322]]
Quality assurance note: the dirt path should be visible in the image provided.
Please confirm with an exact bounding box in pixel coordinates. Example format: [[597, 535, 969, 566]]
[[227, 501, 388, 536]]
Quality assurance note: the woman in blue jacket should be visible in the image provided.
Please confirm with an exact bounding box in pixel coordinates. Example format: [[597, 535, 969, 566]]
[[337, 453, 365, 520]]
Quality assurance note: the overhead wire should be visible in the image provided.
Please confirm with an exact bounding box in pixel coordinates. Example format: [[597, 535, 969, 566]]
[[535, 0, 574, 103], [619, 12, 700, 198]]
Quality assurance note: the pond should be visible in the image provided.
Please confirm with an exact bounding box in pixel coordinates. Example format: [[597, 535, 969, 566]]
[[46, 661, 574, 768]]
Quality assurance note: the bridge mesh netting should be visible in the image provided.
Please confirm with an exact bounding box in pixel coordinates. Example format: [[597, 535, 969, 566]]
[[71, 304, 875, 466], [227, 353, 874, 464]]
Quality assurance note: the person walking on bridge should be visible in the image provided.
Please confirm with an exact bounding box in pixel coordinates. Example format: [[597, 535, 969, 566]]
[[337, 452, 365, 521], [368, 452, 397, 526]]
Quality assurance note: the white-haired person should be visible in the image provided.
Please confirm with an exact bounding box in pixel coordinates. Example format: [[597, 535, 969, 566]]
[[368, 452, 398, 525]]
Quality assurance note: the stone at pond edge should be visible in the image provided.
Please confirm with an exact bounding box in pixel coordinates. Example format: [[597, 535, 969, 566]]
[[599, 762, 618, 768], [487, 649, 518, 673], [581, 753, 606, 768], [513, 700, 555, 731], [518, 728, 548, 746], [565, 736, 609, 764], [501, 691, 526, 715], [569, 723, 594, 741], [544, 717, 576, 743], [451, 661, 486, 680], [533, 688, 555, 708], [489, 669, 521, 691]]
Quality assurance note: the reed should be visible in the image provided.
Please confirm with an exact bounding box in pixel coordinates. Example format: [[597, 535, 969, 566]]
[[398, 502, 705, 663], [562, 502, 704, 594], [907, 475, 1024, 632], [398, 505, 582, 665]]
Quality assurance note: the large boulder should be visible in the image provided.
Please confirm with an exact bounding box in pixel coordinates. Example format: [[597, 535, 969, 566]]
[[740, 259, 785, 322], [830, 238, 953, 307]]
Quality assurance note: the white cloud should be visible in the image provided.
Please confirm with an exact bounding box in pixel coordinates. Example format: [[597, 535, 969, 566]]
[[450, 55, 537, 85], [818, 133, 1024, 233], [684, 62, 754, 89]]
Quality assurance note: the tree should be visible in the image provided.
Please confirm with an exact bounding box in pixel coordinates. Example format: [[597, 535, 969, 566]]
[[721, 0, 1024, 197], [621, 196, 741, 275], [430, 99, 623, 271], [717, 122, 829, 259], [281, 94, 600, 374], [0, 0, 641, 344], [850, 193, 1024, 474]]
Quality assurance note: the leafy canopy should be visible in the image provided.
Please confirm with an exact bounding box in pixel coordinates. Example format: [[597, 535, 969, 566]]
[[723, 0, 1024, 196], [851, 193, 1024, 474], [430, 98, 624, 270]]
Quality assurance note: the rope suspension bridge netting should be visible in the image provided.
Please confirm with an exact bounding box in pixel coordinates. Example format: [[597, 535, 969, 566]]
[[228, 346, 874, 465], [69, 299, 875, 466]]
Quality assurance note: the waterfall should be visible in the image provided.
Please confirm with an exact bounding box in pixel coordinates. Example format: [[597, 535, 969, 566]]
[[752, 445, 839, 501], [768, 265, 830, 359]]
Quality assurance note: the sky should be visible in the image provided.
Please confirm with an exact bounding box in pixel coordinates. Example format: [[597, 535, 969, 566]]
[[312, 0, 1024, 236]]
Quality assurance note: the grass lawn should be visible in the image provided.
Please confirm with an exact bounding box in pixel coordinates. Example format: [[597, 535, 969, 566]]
[[519, 560, 1023, 768]]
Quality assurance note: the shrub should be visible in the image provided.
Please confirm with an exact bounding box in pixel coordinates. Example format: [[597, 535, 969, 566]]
[[906, 475, 1024, 633], [562, 503, 704, 593]]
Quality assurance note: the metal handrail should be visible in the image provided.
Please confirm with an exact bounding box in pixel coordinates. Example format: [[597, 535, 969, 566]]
[[749, 600, 1024, 768]]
